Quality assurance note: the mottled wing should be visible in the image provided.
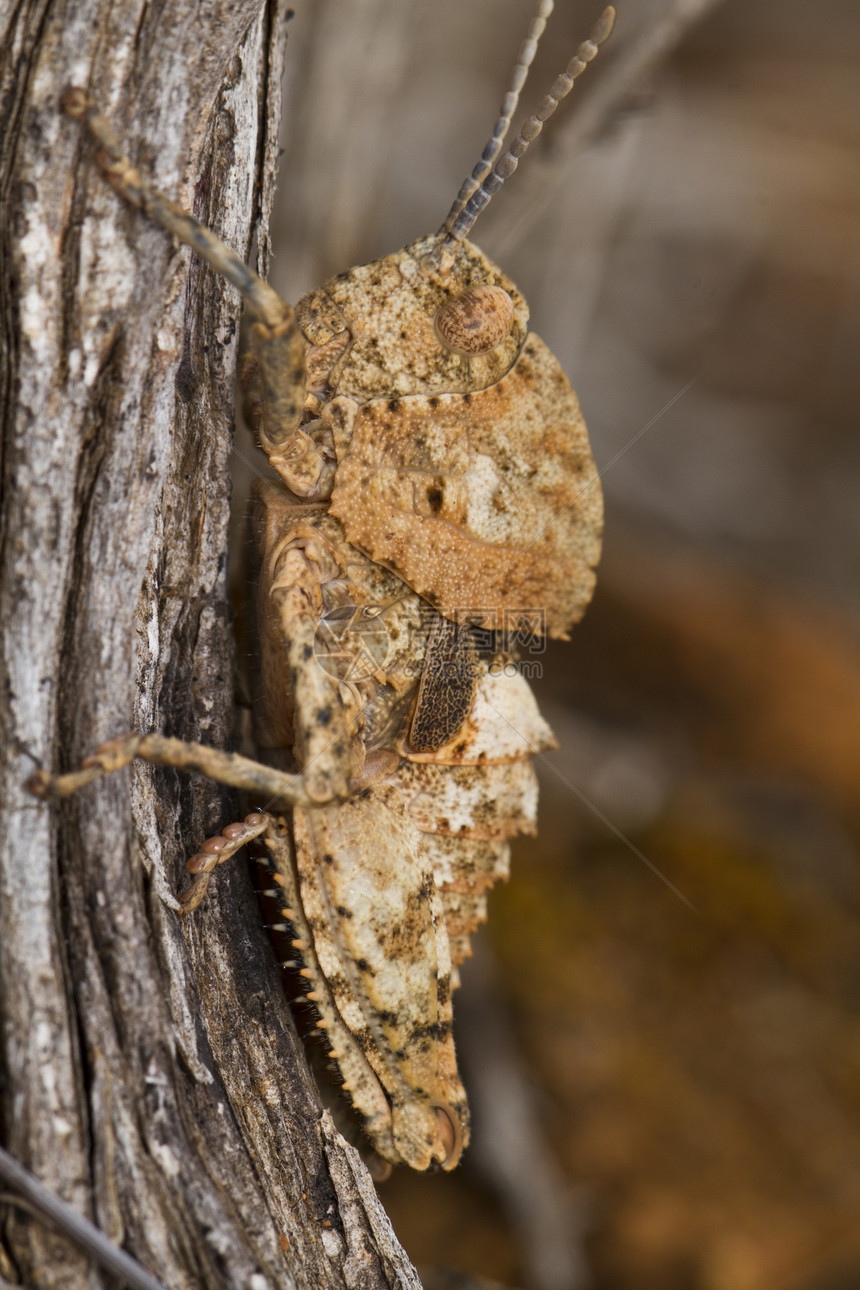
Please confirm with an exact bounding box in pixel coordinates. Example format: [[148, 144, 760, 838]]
[[409, 614, 477, 753], [401, 662, 557, 764]]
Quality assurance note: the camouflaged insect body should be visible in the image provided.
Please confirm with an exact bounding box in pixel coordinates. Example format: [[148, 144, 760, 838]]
[[48, 8, 611, 1171], [245, 231, 598, 1170]]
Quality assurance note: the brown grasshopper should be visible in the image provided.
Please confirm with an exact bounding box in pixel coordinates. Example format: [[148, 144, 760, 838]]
[[31, 1, 610, 1172]]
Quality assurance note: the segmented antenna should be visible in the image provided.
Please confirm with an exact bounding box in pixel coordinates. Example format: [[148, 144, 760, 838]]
[[440, 5, 616, 249], [441, 0, 556, 234]]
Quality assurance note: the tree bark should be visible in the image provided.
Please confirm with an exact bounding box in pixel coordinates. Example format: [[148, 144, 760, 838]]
[[0, 1, 422, 1286]]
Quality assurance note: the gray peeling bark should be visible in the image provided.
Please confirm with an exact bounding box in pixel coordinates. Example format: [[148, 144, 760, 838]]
[[0, 1, 421, 1287]]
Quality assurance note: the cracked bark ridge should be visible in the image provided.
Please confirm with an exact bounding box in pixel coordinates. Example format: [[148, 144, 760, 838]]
[[0, 0, 422, 1285]]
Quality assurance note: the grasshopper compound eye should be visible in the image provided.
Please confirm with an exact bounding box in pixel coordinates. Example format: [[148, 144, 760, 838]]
[[434, 285, 515, 355]]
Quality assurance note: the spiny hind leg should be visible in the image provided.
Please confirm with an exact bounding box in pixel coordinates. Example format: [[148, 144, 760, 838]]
[[63, 89, 322, 485], [181, 809, 398, 1156]]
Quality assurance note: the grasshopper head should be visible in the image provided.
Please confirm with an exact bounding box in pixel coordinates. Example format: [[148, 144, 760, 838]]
[[320, 232, 528, 403]]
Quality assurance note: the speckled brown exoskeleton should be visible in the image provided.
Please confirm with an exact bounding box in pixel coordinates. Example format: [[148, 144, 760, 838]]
[[30, 1, 611, 1172]]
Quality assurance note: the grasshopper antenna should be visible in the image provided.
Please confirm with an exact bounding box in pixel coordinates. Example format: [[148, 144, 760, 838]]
[[441, 0, 556, 234], [440, 5, 616, 251]]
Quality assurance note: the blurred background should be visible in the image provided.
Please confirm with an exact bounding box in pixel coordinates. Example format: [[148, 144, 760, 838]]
[[246, 0, 860, 1285]]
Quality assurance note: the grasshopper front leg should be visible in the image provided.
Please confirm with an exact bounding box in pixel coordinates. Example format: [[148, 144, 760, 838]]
[[63, 89, 323, 487], [27, 735, 315, 808], [28, 528, 364, 888], [28, 521, 362, 812]]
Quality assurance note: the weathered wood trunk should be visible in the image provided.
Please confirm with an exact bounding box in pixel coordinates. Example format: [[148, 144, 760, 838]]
[[0, 1, 421, 1285]]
